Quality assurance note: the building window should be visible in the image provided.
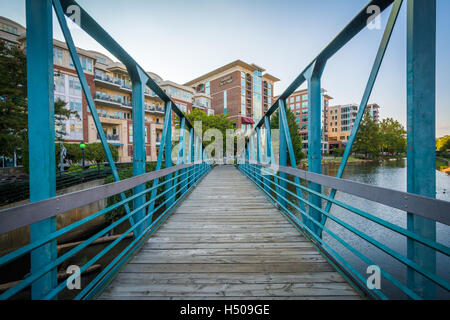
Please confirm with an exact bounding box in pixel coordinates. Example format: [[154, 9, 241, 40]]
[[53, 48, 63, 66], [290, 97, 294, 103], [178, 103, 187, 113], [55, 74, 65, 94], [223, 91, 227, 115], [0, 23, 19, 35], [68, 76, 82, 97], [129, 124, 133, 143], [205, 81, 210, 95], [296, 96, 300, 102]]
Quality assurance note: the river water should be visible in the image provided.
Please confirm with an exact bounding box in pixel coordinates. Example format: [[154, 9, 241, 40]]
[[303, 159, 450, 299]]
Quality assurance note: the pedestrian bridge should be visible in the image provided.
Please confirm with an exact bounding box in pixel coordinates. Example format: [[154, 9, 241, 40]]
[[0, 0, 449, 300], [99, 166, 360, 300]]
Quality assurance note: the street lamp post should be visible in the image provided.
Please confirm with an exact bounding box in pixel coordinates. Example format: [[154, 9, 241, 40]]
[[80, 141, 86, 169]]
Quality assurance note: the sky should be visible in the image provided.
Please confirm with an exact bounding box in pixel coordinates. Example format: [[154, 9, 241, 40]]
[[1, 0, 449, 136]]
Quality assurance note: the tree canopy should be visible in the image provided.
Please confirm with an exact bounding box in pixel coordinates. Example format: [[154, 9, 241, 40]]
[[379, 118, 406, 156], [176, 108, 235, 155], [0, 40, 78, 164], [437, 136, 450, 152], [353, 110, 382, 158]]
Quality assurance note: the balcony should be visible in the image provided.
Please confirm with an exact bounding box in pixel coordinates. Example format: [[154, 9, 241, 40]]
[[145, 89, 161, 99], [97, 134, 120, 142], [95, 93, 132, 109], [94, 75, 133, 93], [193, 103, 207, 109], [145, 104, 164, 114]]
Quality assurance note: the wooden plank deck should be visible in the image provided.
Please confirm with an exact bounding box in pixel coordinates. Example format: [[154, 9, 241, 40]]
[[99, 165, 361, 300]]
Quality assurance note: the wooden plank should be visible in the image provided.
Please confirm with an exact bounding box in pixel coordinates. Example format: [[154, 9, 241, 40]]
[[100, 282, 357, 297], [136, 248, 322, 256], [130, 255, 326, 264], [98, 166, 361, 300], [106, 272, 347, 284], [119, 262, 336, 273], [142, 242, 315, 250]]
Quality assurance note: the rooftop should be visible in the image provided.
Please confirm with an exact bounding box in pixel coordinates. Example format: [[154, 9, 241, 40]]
[[184, 59, 280, 86]]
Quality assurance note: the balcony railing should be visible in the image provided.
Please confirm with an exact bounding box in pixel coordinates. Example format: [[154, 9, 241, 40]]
[[145, 104, 164, 113], [97, 134, 120, 141], [95, 93, 132, 108], [95, 75, 132, 91]]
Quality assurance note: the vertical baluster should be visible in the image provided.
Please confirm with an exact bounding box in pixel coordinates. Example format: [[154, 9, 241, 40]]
[[305, 62, 326, 235], [177, 118, 186, 195], [406, 0, 437, 299], [165, 102, 174, 207], [278, 101, 288, 208], [26, 0, 57, 299], [131, 69, 148, 236], [188, 128, 194, 188]]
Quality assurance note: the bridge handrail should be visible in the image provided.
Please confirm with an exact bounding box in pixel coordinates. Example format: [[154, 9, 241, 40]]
[[0, 161, 212, 300], [0, 163, 193, 235], [255, 163, 450, 225], [238, 162, 450, 300]]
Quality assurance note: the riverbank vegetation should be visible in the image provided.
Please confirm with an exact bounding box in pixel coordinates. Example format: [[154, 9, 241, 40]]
[[351, 111, 406, 160]]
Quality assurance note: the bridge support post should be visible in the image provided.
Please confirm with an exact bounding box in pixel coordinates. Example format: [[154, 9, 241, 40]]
[[305, 61, 326, 235], [263, 117, 275, 194], [26, 0, 57, 299], [256, 127, 262, 187], [406, 0, 436, 299], [165, 102, 174, 207], [177, 118, 186, 193], [194, 135, 200, 182], [278, 100, 288, 208], [131, 69, 149, 236], [188, 128, 194, 188]]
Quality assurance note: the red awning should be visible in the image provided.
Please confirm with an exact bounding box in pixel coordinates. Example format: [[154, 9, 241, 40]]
[[241, 116, 255, 125]]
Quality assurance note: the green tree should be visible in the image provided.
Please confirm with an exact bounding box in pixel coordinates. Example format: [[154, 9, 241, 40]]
[[436, 136, 450, 152], [333, 147, 345, 158], [353, 110, 381, 159], [270, 108, 305, 165], [85, 142, 118, 164], [0, 40, 27, 158], [0, 40, 79, 166], [176, 108, 235, 155], [379, 118, 406, 156]]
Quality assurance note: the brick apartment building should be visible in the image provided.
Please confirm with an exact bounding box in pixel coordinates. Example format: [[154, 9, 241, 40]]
[[275, 89, 333, 154], [1, 16, 214, 163], [328, 103, 380, 149], [184, 60, 280, 134]]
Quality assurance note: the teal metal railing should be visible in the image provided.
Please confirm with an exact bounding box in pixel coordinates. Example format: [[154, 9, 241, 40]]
[[0, 0, 447, 301], [235, 0, 448, 299], [0, 161, 212, 300], [0, 0, 213, 300], [237, 161, 449, 300]]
